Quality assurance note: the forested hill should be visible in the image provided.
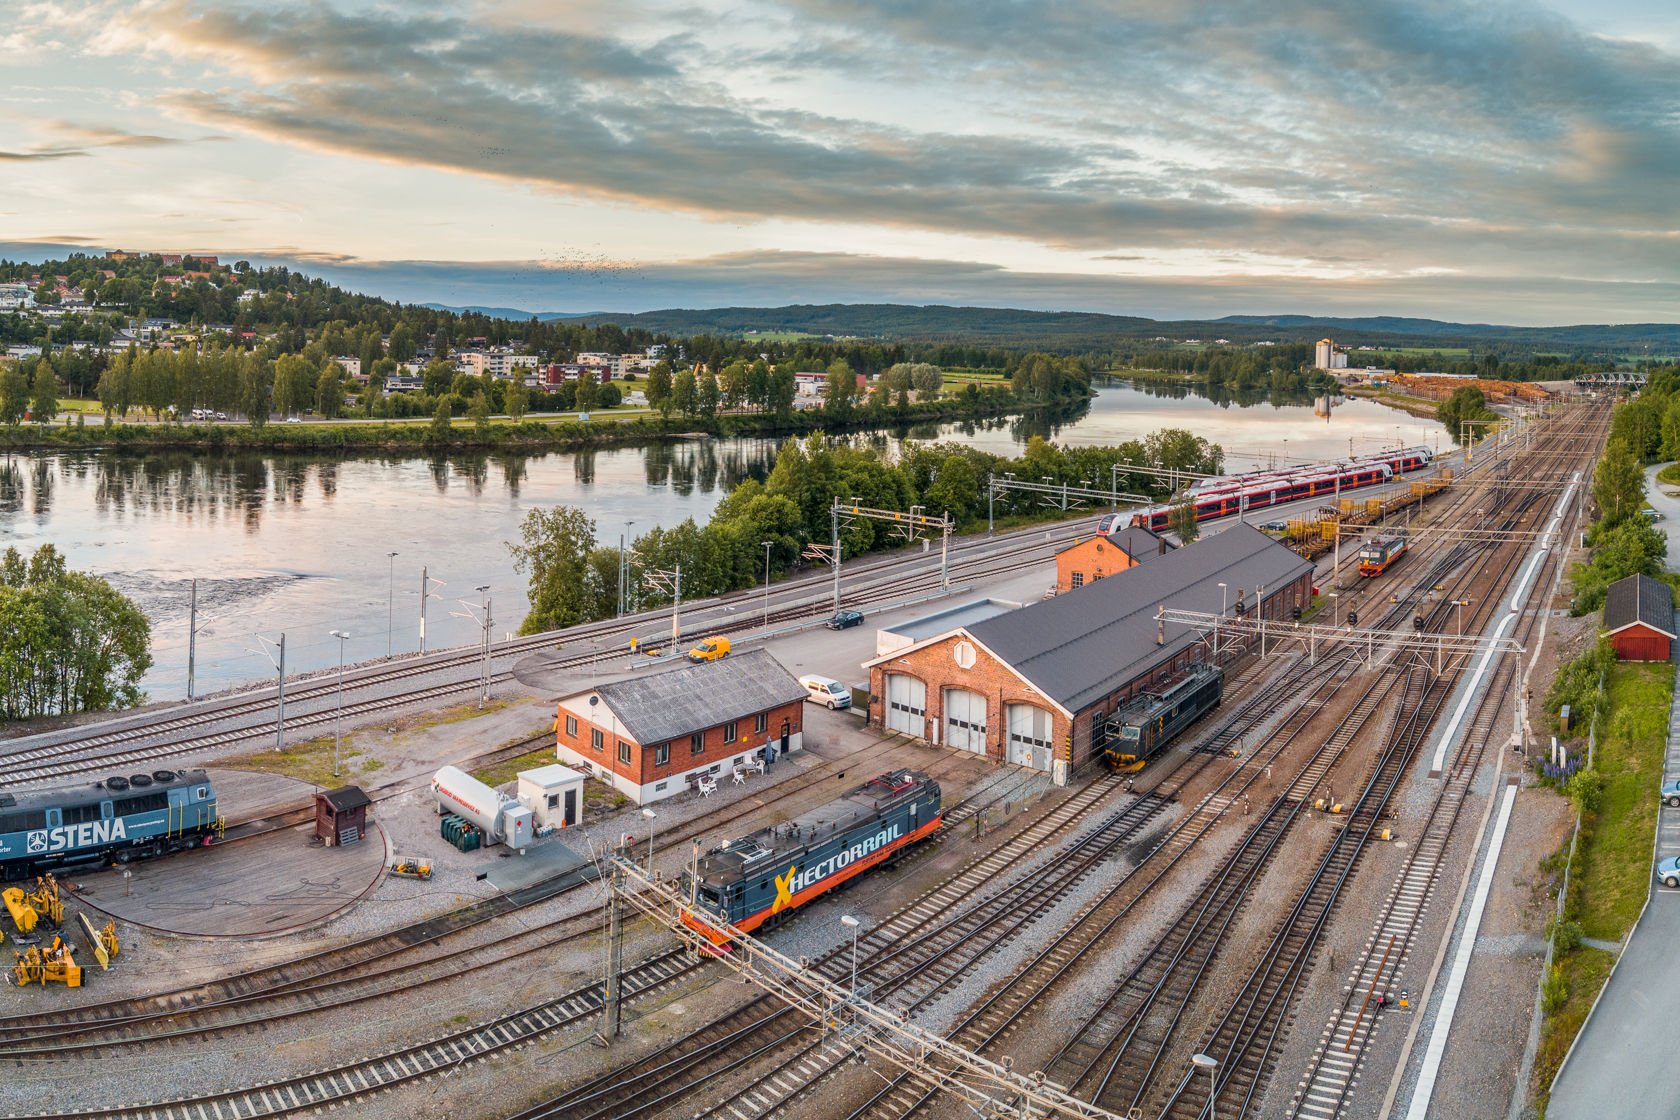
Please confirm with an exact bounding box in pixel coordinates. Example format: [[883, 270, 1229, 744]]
[[422, 302, 1680, 354]]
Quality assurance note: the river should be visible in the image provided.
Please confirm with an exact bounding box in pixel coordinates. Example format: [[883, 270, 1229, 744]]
[[0, 381, 1440, 697]]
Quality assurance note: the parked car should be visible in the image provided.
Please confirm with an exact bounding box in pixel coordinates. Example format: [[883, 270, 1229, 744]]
[[1260, 520, 1290, 536], [686, 636, 730, 662], [1659, 854, 1680, 889], [1663, 778, 1680, 808], [215, 411, 228, 421], [1643, 507, 1664, 522], [826, 609, 865, 630], [798, 675, 851, 710]]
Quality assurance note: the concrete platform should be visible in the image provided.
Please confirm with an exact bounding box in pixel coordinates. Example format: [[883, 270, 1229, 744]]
[[483, 837, 590, 893], [65, 819, 390, 940]]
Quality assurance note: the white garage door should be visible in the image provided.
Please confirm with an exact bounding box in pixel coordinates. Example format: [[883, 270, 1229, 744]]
[[885, 674, 927, 735], [944, 688, 988, 754], [1006, 704, 1055, 772]]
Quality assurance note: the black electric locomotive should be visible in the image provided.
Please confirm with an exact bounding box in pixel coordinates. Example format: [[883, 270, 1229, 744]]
[[0, 769, 221, 881], [1103, 664, 1224, 771], [681, 770, 941, 944]]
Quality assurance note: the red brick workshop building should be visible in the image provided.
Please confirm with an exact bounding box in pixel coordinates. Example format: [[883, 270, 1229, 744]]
[[554, 649, 808, 805], [1602, 573, 1676, 662], [1054, 524, 1173, 594], [864, 523, 1313, 785]]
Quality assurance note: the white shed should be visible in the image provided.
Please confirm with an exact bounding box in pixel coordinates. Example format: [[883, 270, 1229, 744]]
[[518, 764, 585, 831]]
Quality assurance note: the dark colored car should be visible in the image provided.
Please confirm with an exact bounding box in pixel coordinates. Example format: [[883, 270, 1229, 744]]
[[826, 610, 865, 630]]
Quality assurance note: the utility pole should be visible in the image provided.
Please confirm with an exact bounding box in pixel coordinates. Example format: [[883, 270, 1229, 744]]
[[247, 633, 286, 752], [600, 853, 624, 1042], [386, 551, 399, 657], [418, 566, 446, 654], [186, 578, 198, 701], [642, 565, 684, 645]]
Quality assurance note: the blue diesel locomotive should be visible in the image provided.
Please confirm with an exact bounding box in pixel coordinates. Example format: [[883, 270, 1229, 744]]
[[681, 770, 941, 945], [0, 769, 221, 881]]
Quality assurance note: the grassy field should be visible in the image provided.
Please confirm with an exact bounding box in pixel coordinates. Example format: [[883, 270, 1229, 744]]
[[1533, 659, 1670, 1110], [1536, 945, 1616, 1102], [1656, 461, 1680, 486], [1350, 347, 1472, 360], [1575, 661, 1669, 940]]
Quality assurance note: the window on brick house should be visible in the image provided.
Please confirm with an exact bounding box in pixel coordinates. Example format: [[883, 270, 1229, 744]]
[[655, 742, 670, 766], [754, 712, 768, 733], [592, 728, 603, 751], [1071, 572, 1084, 588], [618, 740, 631, 764], [565, 715, 577, 738], [690, 733, 704, 755], [724, 721, 738, 744]]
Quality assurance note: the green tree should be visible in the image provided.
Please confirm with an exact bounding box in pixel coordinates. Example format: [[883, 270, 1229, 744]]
[[908, 362, 943, 395], [316, 367, 345, 419], [0, 545, 152, 720], [647, 361, 674, 417], [672, 369, 697, 417], [504, 377, 529, 422], [32, 282, 58, 306], [468, 389, 492, 435], [429, 397, 453, 442], [29, 359, 58, 425], [1438, 386, 1496, 443], [0, 365, 29, 426], [697, 371, 721, 418], [508, 507, 602, 633], [1593, 438, 1645, 528], [1170, 499, 1199, 543], [239, 355, 274, 426], [574, 370, 599, 414], [388, 322, 416, 362]]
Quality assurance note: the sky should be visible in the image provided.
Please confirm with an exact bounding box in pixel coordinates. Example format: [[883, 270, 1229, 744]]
[[2, 0, 1678, 324]]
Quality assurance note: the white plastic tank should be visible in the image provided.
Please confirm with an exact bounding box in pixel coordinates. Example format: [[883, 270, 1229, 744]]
[[432, 765, 506, 840]]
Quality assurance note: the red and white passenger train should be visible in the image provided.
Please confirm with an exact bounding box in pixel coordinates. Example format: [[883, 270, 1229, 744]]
[[1106, 446, 1434, 535]]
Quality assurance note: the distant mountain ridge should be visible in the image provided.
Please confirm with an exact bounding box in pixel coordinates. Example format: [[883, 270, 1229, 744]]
[[418, 302, 1680, 352]]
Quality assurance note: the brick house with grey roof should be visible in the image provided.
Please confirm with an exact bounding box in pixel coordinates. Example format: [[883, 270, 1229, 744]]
[[554, 649, 808, 804], [864, 523, 1313, 784]]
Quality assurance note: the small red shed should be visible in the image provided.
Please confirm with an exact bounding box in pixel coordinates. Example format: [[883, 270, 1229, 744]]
[[1602, 573, 1676, 662], [315, 786, 371, 846]]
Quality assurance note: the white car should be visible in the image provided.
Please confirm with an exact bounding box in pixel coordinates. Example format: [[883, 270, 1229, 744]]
[[798, 675, 851, 710]]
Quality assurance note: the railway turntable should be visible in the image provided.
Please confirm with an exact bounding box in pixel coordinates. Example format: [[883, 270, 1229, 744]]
[[61, 769, 388, 939]]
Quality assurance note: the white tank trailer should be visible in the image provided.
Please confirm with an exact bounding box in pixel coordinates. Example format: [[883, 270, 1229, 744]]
[[431, 765, 534, 852]]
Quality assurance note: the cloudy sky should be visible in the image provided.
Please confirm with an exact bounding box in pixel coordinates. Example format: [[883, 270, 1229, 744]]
[[3, 0, 1677, 323]]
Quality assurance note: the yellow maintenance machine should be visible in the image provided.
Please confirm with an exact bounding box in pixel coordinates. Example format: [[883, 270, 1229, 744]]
[[12, 935, 81, 988], [1, 876, 59, 936], [388, 857, 433, 881], [77, 912, 119, 971]]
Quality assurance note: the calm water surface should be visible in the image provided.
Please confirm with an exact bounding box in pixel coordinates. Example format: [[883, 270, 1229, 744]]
[[0, 381, 1440, 697]]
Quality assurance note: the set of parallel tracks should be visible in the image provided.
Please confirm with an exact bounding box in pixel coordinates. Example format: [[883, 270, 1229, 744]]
[[0, 519, 1099, 787]]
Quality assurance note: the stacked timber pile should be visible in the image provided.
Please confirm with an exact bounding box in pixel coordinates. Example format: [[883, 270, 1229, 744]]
[[1383, 374, 1550, 403]]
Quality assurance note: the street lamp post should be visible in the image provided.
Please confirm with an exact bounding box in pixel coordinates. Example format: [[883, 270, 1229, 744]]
[[329, 629, 350, 777], [1192, 1052, 1219, 1120], [617, 522, 635, 618], [840, 914, 861, 1000], [386, 551, 399, 657], [761, 540, 773, 629], [641, 807, 657, 873], [1329, 590, 1340, 627], [1453, 598, 1472, 636]]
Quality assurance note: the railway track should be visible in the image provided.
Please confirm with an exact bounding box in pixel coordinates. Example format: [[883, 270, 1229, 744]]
[[0, 516, 1101, 787], [1284, 413, 1599, 1120], [0, 739, 1016, 1055], [6, 763, 1137, 1118]]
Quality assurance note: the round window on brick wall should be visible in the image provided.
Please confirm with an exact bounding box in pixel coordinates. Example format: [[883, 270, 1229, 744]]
[[953, 641, 976, 669]]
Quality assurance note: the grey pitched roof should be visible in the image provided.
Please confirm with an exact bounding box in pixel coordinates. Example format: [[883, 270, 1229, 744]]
[[1603, 573, 1676, 638], [966, 523, 1312, 713], [320, 786, 371, 812], [1107, 525, 1173, 564], [590, 648, 807, 746]]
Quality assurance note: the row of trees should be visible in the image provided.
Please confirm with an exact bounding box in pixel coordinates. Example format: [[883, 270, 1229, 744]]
[[511, 427, 1222, 632], [0, 545, 151, 721], [1572, 400, 1670, 613]]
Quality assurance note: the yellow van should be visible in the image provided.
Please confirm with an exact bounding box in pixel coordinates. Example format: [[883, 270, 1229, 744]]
[[686, 636, 731, 662]]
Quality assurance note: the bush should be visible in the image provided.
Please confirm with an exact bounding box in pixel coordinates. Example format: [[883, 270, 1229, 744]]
[[1546, 917, 1585, 955], [1542, 963, 1569, 1015], [1545, 639, 1615, 732], [1567, 769, 1606, 815]]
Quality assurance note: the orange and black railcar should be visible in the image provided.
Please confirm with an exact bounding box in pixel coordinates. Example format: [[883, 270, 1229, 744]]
[[680, 770, 941, 946]]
